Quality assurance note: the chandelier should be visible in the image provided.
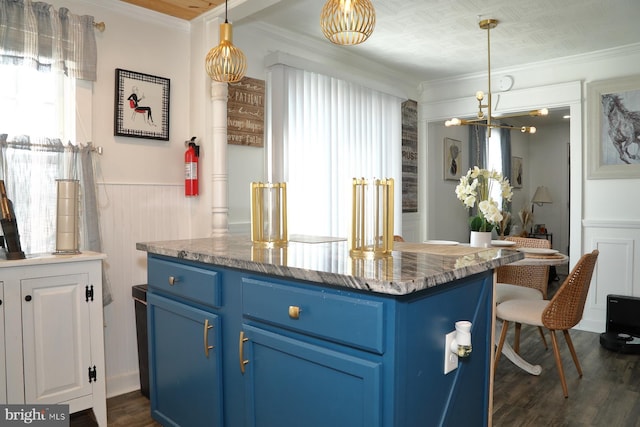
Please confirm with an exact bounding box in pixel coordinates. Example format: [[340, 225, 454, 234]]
[[445, 19, 548, 135], [320, 0, 376, 46], [205, 0, 247, 83]]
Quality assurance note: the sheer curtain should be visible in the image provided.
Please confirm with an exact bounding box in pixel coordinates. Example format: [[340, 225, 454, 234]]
[[0, 135, 112, 304], [267, 64, 403, 238], [500, 127, 512, 212]]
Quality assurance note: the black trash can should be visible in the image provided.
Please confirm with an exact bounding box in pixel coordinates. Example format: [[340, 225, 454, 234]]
[[132, 284, 149, 398]]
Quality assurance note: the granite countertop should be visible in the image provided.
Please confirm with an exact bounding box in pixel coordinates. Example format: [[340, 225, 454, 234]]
[[136, 234, 523, 296]]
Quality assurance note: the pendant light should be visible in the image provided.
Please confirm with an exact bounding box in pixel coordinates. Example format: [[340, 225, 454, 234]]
[[320, 0, 376, 46], [205, 0, 247, 83], [445, 18, 548, 136]]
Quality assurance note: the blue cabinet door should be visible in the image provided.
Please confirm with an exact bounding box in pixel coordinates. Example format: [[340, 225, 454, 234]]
[[148, 292, 223, 427], [241, 324, 382, 427]]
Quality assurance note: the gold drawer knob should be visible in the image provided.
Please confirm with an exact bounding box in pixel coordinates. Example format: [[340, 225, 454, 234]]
[[168, 276, 179, 286], [288, 305, 301, 319]]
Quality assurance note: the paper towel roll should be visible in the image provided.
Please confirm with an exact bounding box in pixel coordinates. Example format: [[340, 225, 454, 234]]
[[55, 179, 80, 254]]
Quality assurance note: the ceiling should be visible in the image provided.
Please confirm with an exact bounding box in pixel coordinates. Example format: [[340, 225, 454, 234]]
[[121, 0, 640, 126], [123, 0, 640, 83], [120, 0, 224, 21]]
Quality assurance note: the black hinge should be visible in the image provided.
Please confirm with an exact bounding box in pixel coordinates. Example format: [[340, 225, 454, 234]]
[[85, 285, 94, 302], [88, 365, 97, 383]]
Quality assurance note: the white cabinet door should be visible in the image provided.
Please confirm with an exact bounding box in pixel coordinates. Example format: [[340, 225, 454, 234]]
[[0, 281, 5, 404], [21, 274, 92, 404]]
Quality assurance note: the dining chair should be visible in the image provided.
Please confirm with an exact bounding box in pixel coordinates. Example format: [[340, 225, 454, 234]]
[[494, 249, 599, 397], [495, 236, 552, 351]]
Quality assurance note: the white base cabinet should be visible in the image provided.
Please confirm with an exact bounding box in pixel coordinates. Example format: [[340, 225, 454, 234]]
[[0, 253, 107, 426]]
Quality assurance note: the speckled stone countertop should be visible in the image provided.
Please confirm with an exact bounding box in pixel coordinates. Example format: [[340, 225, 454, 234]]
[[137, 234, 523, 296]]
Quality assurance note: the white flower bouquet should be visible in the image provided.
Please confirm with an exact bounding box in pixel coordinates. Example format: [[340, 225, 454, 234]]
[[455, 167, 513, 232]]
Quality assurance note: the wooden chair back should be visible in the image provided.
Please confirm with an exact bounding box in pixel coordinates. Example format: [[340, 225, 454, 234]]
[[542, 250, 599, 331], [496, 236, 551, 298]]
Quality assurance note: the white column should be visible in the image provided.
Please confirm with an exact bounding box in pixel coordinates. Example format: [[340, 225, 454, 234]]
[[210, 81, 229, 235]]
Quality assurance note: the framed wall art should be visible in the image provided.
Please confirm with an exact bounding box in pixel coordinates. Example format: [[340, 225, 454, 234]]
[[511, 156, 523, 188], [402, 99, 418, 212], [443, 137, 462, 181], [587, 75, 640, 179], [114, 68, 170, 141]]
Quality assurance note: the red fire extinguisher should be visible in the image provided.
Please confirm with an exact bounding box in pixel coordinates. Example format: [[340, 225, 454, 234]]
[[185, 137, 199, 196]]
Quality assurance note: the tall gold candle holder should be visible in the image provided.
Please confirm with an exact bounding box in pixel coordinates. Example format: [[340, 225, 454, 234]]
[[350, 178, 394, 258], [250, 182, 288, 246]]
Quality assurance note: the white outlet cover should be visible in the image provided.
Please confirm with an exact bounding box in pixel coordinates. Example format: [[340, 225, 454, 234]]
[[444, 331, 458, 374]]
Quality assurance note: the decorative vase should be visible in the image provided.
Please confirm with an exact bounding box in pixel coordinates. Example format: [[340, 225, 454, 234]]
[[470, 231, 492, 248]]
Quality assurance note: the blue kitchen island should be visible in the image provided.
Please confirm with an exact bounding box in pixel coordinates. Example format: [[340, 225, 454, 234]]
[[137, 235, 522, 427]]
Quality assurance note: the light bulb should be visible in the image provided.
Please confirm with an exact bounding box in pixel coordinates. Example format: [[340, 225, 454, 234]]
[[476, 91, 484, 101]]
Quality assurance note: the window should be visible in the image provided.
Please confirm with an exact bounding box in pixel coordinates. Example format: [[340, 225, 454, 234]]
[[1, 65, 77, 254], [487, 129, 504, 205], [0, 64, 75, 141], [267, 65, 403, 238]]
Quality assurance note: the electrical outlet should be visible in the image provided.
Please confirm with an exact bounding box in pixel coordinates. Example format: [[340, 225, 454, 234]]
[[444, 331, 458, 374]]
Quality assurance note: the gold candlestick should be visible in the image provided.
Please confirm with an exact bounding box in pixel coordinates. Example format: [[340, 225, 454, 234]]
[[350, 178, 394, 258]]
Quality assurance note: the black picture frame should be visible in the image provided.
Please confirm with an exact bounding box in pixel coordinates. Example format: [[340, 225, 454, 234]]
[[443, 137, 462, 181], [114, 68, 170, 140]]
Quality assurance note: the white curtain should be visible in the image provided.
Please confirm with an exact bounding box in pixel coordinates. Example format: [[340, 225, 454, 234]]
[[266, 64, 403, 238], [0, 135, 113, 305], [0, 0, 97, 81]]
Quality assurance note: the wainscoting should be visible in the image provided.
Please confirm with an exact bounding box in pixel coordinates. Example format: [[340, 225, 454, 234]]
[[580, 220, 640, 333], [98, 183, 191, 397]]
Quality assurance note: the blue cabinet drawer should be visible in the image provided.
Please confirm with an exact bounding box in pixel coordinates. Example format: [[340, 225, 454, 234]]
[[242, 278, 385, 354], [148, 257, 221, 308]]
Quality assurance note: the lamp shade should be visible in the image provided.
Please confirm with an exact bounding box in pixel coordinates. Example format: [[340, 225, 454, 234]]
[[531, 186, 553, 205], [320, 0, 376, 45]]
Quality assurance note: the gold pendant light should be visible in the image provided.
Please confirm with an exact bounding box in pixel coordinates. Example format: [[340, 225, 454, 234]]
[[321, 0, 376, 46], [445, 19, 548, 135], [205, 0, 247, 83]]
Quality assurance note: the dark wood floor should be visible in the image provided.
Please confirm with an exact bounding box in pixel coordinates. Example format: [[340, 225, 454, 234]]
[[72, 273, 640, 426]]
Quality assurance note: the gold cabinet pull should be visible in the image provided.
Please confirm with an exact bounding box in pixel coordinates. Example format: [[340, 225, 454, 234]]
[[239, 331, 249, 374], [168, 276, 179, 286], [288, 305, 301, 319], [204, 319, 214, 358]]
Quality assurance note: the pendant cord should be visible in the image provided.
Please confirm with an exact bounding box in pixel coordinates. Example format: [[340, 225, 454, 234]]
[[224, 0, 229, 23]]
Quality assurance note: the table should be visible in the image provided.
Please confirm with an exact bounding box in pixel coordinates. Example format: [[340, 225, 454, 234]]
[[496, 252, 569, 376]]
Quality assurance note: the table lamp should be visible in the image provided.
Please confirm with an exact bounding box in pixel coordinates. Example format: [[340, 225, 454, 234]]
[[531, 186, 552, 213]]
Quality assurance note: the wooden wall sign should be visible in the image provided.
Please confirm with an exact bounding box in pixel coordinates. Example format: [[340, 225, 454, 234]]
[[401, 99, 418, 212], [227, 77, 265, 147]]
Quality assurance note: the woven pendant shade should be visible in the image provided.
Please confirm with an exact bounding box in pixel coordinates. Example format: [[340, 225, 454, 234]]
[[205, 22, 247, 83], [320, 0, 375, 45]]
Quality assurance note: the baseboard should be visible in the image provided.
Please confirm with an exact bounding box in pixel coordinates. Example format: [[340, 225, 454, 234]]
[[106, 371, 142, 398], [575, 318, 605, 334]]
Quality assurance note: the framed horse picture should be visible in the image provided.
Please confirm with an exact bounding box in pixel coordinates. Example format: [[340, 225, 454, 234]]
[[588, 75, 640, 179]]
